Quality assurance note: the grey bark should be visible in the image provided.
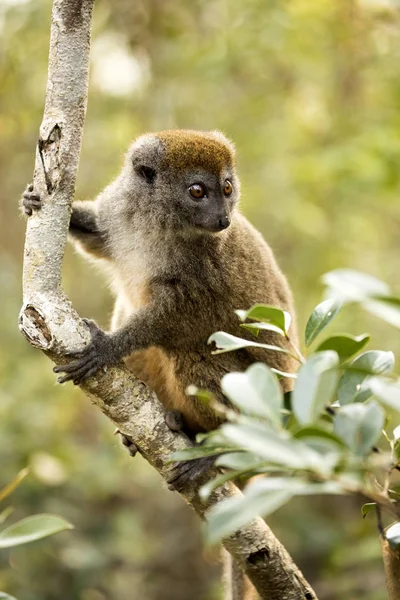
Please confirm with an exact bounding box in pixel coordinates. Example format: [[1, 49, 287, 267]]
[[19, 1, 318, 599], [381, 535, 400, 600]]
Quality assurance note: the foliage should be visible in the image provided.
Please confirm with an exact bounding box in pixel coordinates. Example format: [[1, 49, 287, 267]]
[[0, 471, 73, 598], [173, 269, 400, 548]]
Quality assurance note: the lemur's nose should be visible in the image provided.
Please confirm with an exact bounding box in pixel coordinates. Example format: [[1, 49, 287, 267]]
[[217, 215, 230, 230]]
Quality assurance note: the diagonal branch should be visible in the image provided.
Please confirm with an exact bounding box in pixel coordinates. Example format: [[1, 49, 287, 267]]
[[18, 1, 318, 599]]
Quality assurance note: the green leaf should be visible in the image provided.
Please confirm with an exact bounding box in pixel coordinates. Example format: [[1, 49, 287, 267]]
[[369, 377, 400, 412], [170, 446, 232, 462], [337, 351, 395, 405], [0, 514, 73, 549], [219, 422, 328, 472], [205, 478, 296, 544], [305, 299, 342, 347], [215, 452, 265, 471], [208, 332, 291, 356], [0, 469, 29, 503], [334, 401, 384, 455], [292, 351, 339, 425], [235, 305, 292, 335], [205, 477, 344, 544], [293, 426, 345, 448], [0, 593, 18, 600], [316, 334, 370, 363], [200, 470, 250, 500], [362, 503, 377, 518], [240, 322, 284, 337], [322, 269, 390, 302], [271, 368, 297, 379], [363, 298, 400, 329], [221, 363, 283, 426], [322, 270, 400, 329], [386, 522, 400, 549]]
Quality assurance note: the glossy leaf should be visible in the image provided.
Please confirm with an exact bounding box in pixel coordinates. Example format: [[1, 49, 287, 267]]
[[369, 377, 400, 412], [362, 503, 377, 518], [386, 522, 400, 549], [0, 514, 73, 549], [205, 478, 296, 544], [305, 299, 342, 347], [199, 471, 244, 501], [316, 334, 370, 363], [235, 305, 291, 335], [208, 332, 290, 356], [334, 401, 384, 455], [240, 322, 284, 337], [337, 351, 395, 405], [206, 477, 344, 544], [221, 363, 283, 426], [292, 351, 339, 425], [363, 298, 400, 329], [322, 269, 390, 302], [170, 446, 232, 462], [293, 426, 345, 448], [271, 368, 297, 379], [215, 452, 264, 471], [220, 422, 328, 472], [0, 593, 18, 600]]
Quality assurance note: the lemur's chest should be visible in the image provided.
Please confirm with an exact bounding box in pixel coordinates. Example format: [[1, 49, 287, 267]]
[[109, 231, 165, 314]]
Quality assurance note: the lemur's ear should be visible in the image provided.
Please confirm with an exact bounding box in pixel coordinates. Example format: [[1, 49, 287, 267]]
[[137, 166, 156, 184]]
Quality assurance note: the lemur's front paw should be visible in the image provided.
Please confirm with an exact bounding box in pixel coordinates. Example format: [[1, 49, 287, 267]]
[[21, 184, 42, 216], [54, 319, 117, 385]]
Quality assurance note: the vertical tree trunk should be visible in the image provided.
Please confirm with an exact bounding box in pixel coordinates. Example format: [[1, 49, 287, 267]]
[[381, 536, 400, 600]]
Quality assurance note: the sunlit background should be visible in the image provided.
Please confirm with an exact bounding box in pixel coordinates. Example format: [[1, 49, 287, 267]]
[[1, 0, 400, 598]]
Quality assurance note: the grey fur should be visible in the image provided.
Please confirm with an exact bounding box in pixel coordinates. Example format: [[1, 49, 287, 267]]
[[24, 130, 298, 436]]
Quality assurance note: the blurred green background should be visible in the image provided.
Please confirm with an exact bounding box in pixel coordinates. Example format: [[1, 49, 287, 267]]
[[1, 0, 400, 598]]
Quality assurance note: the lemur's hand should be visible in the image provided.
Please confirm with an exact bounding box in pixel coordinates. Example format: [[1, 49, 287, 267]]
[[21, 184, 42, 216], [54, 319, 119, 384]]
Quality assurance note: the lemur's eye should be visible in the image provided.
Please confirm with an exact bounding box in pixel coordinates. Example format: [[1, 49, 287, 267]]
[[189, 183, 207, 199], [223, 180, 233, 197]]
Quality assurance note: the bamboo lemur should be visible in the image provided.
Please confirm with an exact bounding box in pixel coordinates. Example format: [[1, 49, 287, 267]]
[[23, 130, 298, 487]]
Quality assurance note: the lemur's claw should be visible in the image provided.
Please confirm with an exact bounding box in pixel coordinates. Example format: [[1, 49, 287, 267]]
[[54, 319, 114, 384], [167, 456, 216, 493]]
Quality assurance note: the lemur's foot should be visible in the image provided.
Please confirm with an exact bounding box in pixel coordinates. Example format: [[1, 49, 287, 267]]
[[118, 432, 138, 457], [167, 455, 216, 493], [165, 410, 185, 432], [21, 184, 42, 216]]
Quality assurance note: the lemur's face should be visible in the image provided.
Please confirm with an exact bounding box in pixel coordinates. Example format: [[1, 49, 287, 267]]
[[126, 130, 240, 234], [177, 166, 237, 233]]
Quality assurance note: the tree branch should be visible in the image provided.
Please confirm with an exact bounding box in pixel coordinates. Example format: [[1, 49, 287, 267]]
[[381, 535, 400, 600], [18, 1, 318, 599]]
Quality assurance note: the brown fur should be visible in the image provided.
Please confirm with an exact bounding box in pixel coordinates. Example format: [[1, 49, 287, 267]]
[[63, 129, 297, 600], [158, 129, 234, 174], [68, 130, 298, 434]]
